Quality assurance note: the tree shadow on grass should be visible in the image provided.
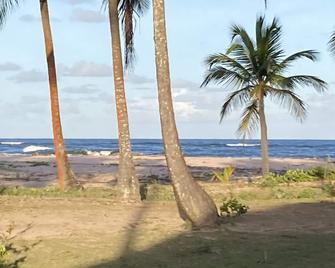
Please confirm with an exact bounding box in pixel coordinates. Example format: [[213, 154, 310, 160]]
[[85, 202, 335, 268]]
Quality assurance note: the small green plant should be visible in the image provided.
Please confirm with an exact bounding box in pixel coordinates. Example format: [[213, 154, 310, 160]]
[[220, 197, 248, 217], [211, 166, 235, 183]]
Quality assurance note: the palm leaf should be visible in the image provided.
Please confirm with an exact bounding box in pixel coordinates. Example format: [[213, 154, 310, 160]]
[[220, 86, 253, 121], [102, 0, 150, 69], [329, 31, 335, 56], [0, 0, 20, 27], [201, 66, 247, 88], [237, 100, 259, 138], [278, 75, 327, 92], [267, 87, 307, 120]]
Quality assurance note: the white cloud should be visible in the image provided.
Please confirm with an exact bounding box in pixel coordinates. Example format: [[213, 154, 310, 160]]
[[8, 70, 48, 83], [0, 62, 21, 71], [62, 84, 100, 94], [19, 14, 61, 23], [59, 61, 112, 77], [125, 73, 154, 85], [63, 0, 95, 5], [71, 8, 107, 23]]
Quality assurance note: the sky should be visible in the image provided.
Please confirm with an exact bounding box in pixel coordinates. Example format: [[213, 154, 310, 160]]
[[0, 0, 334, 139]]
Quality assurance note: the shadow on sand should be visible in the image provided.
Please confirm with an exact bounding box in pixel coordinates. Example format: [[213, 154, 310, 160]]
[[84, 201, 335, 268]]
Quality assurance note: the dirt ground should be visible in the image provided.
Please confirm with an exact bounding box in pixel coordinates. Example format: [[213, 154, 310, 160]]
[[1, 197, 335, 268]]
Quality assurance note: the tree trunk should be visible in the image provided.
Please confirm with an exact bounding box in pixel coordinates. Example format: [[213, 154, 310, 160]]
[[152, 0, 218, 228], [258, 91, 270, 175], [39, 0, 78, 190], [108, 0, 140, 202]]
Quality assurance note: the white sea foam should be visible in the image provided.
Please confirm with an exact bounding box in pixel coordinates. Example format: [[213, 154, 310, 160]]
[[1, 142, 24, 145], [86, 150, 113, 156], [23, 145, 52, 153], [226, 143, 260, 147]]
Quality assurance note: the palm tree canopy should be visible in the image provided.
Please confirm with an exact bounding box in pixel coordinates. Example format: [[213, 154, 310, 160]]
[[103, 0, 150, 68], [202, 16, 327, 137]]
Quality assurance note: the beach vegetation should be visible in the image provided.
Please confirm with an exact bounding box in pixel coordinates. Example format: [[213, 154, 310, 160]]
[[220, 197, 249, 217], [202, 16, 327, 177], [260, 167, 335, 187]]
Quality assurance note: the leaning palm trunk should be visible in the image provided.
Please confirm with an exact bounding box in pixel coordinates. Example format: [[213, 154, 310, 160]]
[[258, 91, 269, 175], [108, 0, 140, 202], [39, 0, 78, 190], [152, 0, 218, 227]]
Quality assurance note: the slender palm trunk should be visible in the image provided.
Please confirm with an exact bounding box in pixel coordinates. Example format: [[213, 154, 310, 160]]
[[258, 91, 270, 175], [39, 0, 78, 190], [152, 0, 218, 227], [108, 0, 140, 202]]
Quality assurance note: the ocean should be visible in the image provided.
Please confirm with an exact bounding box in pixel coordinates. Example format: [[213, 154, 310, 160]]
[[0, 139, 334, 158]]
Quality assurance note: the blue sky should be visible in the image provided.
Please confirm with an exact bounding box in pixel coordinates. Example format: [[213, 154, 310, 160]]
[[0, 0, 334, 139]]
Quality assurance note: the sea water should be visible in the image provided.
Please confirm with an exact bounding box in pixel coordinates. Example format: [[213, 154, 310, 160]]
[[0, 139, 334, 158]]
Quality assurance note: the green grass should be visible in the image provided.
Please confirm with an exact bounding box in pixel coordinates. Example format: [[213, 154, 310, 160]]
[[1, 181, 334, 202], [0, 186, 118, 199]]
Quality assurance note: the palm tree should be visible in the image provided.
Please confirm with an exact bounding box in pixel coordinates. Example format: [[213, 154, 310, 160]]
[[0, 0, 79, 190], [202, 16, 327, 176], [104, 0, 149, 202], [152, 0, 219, 227]]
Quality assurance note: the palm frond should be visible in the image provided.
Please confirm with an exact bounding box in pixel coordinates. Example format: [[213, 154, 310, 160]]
[[267, 87, 307, 120], [102, 0, 149, 69], [220, 86, 253, 121], [205, 53, 251, 78], [329, 31, 335, 57], [0, 0, 20, 27], [278, 50, 319, 69], [118, 0, 149, 69], [237, 100, 259, 138], [230, 24, 258, 73], [201, 66, 248, 88], [277, 75, 327, 92]]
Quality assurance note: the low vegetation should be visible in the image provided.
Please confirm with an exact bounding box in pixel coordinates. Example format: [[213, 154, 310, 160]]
[[220, 197, 249, 217], [260, 166, 335, 187]]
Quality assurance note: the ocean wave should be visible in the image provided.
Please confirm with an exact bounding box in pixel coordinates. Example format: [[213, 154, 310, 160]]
[[1, 141, 24, 145], [226, 143, 260, 147], [23, 145, 52, 153], [86, 150, 114, 156]]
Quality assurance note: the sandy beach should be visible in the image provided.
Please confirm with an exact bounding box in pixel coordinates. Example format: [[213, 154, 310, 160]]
[[0, 154, 329, 188]]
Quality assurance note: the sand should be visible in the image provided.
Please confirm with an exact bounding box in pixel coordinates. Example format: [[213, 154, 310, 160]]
[[0, 154, 330, 188]]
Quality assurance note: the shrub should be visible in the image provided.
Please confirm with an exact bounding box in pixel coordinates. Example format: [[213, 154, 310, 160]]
[[220, 198, 248, 217], [260, 168, 326, 187]]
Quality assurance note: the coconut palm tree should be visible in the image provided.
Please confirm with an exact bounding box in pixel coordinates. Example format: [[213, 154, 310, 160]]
[[152, 0, 219, 227], [202, 16, 327, 176], [104, 0, 149, 202], [0, 0, 79, 190]]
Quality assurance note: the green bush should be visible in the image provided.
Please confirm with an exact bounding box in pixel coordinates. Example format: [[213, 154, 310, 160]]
[[220, 198, 248, 217]]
